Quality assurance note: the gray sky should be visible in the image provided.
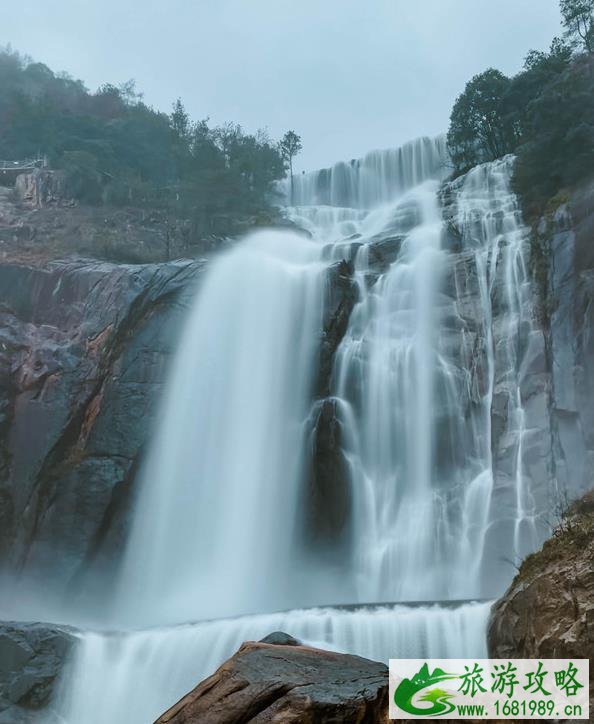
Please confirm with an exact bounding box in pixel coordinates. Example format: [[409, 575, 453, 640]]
[[4, 0, 562, 171]]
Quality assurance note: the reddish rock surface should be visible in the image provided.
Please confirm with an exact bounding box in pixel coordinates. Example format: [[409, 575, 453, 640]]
[[155, 635, 388, 723]]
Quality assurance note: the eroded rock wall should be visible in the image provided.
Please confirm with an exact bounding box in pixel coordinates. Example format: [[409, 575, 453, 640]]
[[0, 258, 204, 598], [539, 181, 594, 500]]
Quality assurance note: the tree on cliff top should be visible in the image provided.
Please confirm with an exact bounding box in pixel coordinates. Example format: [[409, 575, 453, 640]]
[[170, 98, 191, 140], [446, 22, 592, 213], [279, 130, 302, 203], [446, 69, 515, 175], [560, 0, 594, 52], [0, 47, 293, 242]]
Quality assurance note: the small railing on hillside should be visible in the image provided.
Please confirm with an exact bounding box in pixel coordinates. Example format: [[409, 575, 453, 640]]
[[0, 157, 46, 171]]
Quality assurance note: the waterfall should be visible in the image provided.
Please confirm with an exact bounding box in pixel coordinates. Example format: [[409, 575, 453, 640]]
[[56, 602, 490, 724], [53, 139, 542, 723], [114, 229, 326, 625], [331, 183, 450, 602], [451, 156, 540, 575], [289, 135, 449, 208]]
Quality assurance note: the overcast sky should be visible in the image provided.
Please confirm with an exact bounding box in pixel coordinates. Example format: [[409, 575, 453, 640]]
[[4, 0, 562, 170]]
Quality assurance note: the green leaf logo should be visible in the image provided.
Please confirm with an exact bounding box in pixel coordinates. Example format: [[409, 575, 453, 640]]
[[394, 663, 460, 717]]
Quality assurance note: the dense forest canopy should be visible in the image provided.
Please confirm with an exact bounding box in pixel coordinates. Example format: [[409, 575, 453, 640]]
[[0, 46, 296, 237], [447, 0, 594, 214]]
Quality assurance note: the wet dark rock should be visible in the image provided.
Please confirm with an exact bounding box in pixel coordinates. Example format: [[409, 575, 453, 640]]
[[367, 233, 405, 276], [259, 632, 300, 646], [0, 258, 205, 593], [0, 621, 75, 723], [438, 181, 464, 253], [155, 637, 388, 724], [301, 257, 359, 555], [305, 398, 352, 550], [316, 259, 358, 399]]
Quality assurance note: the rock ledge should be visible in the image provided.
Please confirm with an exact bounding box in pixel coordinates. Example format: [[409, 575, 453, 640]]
[[156, 634, 388, 723]]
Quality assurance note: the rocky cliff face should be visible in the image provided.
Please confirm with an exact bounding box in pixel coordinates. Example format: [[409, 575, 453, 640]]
[[439, 169, 594, 595], [537, 180, 594, 502], [0, 250, 359, 611], [488, 490, 594, 718], [0, 257, 204, 605]]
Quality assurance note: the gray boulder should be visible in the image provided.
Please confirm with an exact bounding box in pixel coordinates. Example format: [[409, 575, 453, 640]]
[[0, 621, 75, 723]]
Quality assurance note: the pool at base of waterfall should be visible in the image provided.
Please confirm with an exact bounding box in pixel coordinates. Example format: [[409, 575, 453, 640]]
[[53, 601, 491, 724]]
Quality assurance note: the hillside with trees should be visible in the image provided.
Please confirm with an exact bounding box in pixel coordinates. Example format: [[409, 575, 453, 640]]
[[0, 46, 296, 246], [447, 0, 594, 215]]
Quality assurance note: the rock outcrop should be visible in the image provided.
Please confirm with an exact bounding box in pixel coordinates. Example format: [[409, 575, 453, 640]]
[[488, 490, 594, 716], [316, 258, 358, 399], [306, 397, 352, 550], [303, 258, 358, 552], [0, 621, 75, 723], [0, 257, 204, 601], [14, 170, 68, 209], [0, 184, 205, 264], [155, 633, 388, 723]]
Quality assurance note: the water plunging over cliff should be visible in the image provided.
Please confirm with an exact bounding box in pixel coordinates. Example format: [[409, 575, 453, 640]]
[[322, 156, 540, 604], [115, 230, 327, 624], [55, 139, 544, 723], [451, 156, 542, 579], [290, 135, 448, 208]]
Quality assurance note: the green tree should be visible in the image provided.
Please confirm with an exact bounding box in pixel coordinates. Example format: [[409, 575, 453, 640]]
[[513, 53, 594, 212], [447, 69, 515, 175], [505, 37, 573, 139], [560, 0, 594, 52], [0, 46, 288, 247], [170, 98, 191, 141], [279, 130, 302, 202]]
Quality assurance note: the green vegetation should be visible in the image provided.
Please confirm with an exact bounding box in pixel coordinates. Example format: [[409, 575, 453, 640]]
[[447, 69, 517, 174], [561, 0, 594, 52], [0, 46, 293, 240], [447, 0, 594, 215], [279, 130, 302, 204], [518, 490, 594, 581]]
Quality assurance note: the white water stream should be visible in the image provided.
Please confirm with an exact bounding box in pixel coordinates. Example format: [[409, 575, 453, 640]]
[[57, 602, 490, 724], [51, 140, 540, 723]]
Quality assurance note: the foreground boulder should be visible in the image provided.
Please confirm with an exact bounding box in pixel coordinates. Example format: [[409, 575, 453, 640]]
[[156, 633, 388, 723], [0, 621, 75, 723], [488, 490, 594, 718]]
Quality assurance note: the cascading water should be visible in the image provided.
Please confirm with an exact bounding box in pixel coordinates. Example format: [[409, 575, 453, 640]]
[[114, 229, 327, 625], [451, 156, 541, 573], [53, 139, 542, 724], [331, 183, 449, 602], [58, 602, 490, 724], [290, 135, 448, 208]]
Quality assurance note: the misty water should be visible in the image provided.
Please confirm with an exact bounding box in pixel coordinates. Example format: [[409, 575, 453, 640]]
[[52, 138, 543, 722]]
